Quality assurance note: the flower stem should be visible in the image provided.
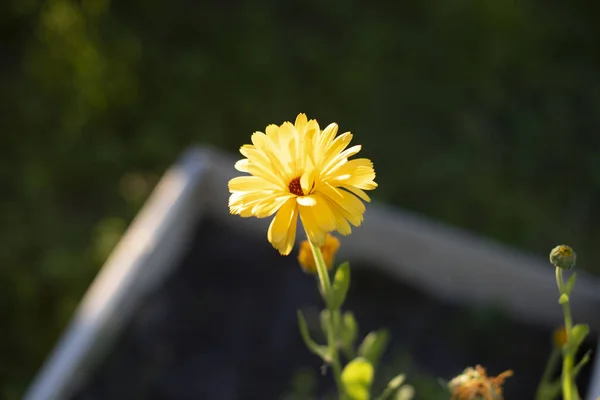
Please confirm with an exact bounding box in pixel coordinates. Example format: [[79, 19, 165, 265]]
[[308, 238, 345, 399], [309, 239, 332, 303], [556, 267, 579, 400]]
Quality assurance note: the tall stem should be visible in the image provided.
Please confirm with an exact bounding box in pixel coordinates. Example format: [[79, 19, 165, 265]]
[[556, 267, 579, 400], [308, 237, 345, 399], [309, 239, 332, 303]]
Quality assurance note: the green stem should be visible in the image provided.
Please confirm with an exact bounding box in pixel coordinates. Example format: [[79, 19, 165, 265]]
[[309, 239, 332, 304], [556, 267, 579, 400], [308, 237, 345, 399], [535, 347, 561, 400]]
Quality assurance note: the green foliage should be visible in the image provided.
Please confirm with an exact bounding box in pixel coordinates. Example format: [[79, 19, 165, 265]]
[[297, 311, 330, 361], [341, 311, 359, 359], [358, 330, 390, 368], [375, 353, 449, 400], [568, 324, 589, 352], [375, 374, 409, 400], [331, 262, 351, 309], [4, 0, 600, 396]]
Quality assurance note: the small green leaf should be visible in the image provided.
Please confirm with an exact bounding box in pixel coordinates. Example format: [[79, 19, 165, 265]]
[[297, 310, 329, 361], [565, 273, 577, 295], [343, 312, 358, 341], [358, 329, 390, 367], [342, 311, 358, 344], [320, 309, 332, 338], [331, 262, 351, 309], [341, 357, 374, 400], [341, 311, 359, 359], [559, 294, 569, 304], [388, 374, 406, 390], [374, 374, 406, 400], [568, 324, 589, 351], [574, 349, 592, 377]]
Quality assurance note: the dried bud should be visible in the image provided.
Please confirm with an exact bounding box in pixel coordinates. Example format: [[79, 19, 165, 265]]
[[448, 365, 513, 400], [549, 245, 576, 270]]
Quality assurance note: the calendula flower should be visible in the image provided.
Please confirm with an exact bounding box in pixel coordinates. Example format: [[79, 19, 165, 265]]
[[228, 113, 377, 255], [553, 326, 567, 347], [448, 365, 513, 400], [298, 233, 340, 274]]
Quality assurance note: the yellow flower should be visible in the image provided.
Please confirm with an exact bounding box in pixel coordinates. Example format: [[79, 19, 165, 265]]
[[553, 326, 567, 347], [228, 113, 377, 255], [298, 233, 340, 274], [448, 365, 513, 400]]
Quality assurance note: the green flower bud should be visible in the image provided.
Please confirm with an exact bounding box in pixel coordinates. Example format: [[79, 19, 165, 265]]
[[549, 245, 576, 270]]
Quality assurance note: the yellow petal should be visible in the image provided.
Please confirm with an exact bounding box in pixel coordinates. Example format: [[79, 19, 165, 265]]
[[341, 185, 371, 202], [318, 123, 339, 150], [298, 196, 336, 245], [251, 131, 289, 176], [299, 206, 327, 246], [246, 161, 286, 188], [234, 159, 249, 172], [322, 145, 362, 175], [252, 194, 295, 218], [300, 159, 316, 195], [239, 145, 269, 167], [267, 198, 298, 252], [318, 184, 365, 227], [280, 207, 298, 255], [322, 132, 353, 165], [326, 158, 377, 190], [311, 194, 338, 232], [297, 196, 317, 206], [295, 113, 308, 134], [228, 176, 280, 192], [265, 124, 279, 139]]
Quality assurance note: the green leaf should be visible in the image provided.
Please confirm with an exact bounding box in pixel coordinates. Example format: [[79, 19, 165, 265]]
[[387, 374, 406, 390], [559, 293, 569, 304], [340, 311, 359, 359], [342, 311, 358, 344], [568, 324, 589, 351], [358, 329, 390, 367], [297, 310, 329, 361], [320, 309, 332, 338], [331, 262, 351, 309], [565, 273, 577, 295], [374, 374, 406, 400], [341, 357, 374, 400], [574, 350, 592, 377]]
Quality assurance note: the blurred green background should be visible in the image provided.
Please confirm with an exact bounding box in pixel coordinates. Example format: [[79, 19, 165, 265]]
[[2, 0, 600, 396]]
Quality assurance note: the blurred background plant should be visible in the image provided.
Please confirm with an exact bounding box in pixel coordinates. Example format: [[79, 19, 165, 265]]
[[2, 0, 600, 397], [282, 352, 447, 400]]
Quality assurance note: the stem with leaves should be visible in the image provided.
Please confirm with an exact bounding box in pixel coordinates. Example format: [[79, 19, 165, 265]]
[[556, 267, 578, 400], [308, 239, 345, 397]]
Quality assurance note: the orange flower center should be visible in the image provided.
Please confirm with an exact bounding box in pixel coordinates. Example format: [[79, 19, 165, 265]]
[[288, 177, 304, 196]]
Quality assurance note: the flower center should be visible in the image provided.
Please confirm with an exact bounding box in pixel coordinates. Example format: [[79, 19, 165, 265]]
[[288, 177, 304, 196]]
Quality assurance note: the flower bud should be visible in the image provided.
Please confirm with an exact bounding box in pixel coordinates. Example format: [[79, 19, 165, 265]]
[[297, 234, 340, 274], [553, 326, 567, 347], [549, 245, 576, 270]]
